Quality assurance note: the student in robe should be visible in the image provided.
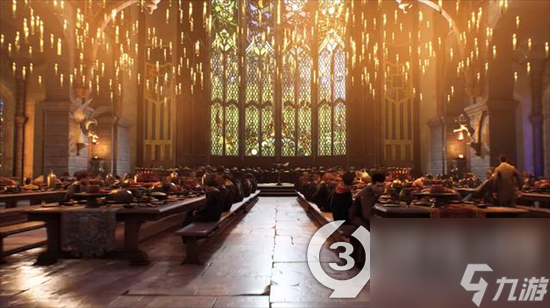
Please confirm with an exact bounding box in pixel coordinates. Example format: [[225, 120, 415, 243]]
[[212, 168, 231, 212], [348, 172, 386, 269], [241, 171, 252, 198], [350, 172, 386, 231], [246, 173, 257, 193], [463, 168, 495, 203], [231, 168, 245, 203], [330, 172, 356, 224], [311, 172, 332, 212], [222, 171, 238, 210], [181, 174, 223, 232], [492, 155, 523, 206]]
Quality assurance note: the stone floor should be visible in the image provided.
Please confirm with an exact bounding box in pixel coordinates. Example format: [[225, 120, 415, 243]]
[[0, 197, 370, 308]]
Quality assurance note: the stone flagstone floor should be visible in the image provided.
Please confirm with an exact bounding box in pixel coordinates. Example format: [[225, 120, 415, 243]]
[[0, 197, 370, 308]]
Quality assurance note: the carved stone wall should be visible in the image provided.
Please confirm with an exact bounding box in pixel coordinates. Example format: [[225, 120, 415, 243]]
[[34, 101, 89, 177]]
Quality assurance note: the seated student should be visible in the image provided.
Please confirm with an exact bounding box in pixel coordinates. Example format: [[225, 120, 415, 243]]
[[463, 168, 495, 203], [181, 175, 223, 230], [223, 172, 241, 206], [330, 172, 356, 224], [305, 172, 321, 202], [246, 173, 257, 193], [350, 172, 386, 231], [63, 171, 91, 202], [295, 171, 309, 194], [241, 172, 252, 198], [311, 172, 332, 212], [230, 169, 245, 203], [349, 172, 386, 269]]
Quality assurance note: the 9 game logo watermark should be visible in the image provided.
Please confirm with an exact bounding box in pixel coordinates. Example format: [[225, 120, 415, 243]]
[[461, 264, 548, 307], [306, 220, 370, 298]]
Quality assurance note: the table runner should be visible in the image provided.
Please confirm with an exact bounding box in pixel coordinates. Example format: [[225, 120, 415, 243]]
[[61, 208, 117, 258]]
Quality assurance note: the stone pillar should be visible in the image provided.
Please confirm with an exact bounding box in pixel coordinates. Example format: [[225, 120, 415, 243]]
[[530, 58, 546, 177], [427, 114, 468, 176], [92, 113, 115, 173], [427, 117, 445, 175], [488, 99, 519, 166], [91, 114, 133, 176], [464, 103, 490, 178], [465, 99, 519, 177], [35, 101, 89, 177], [13, 76, 27, 178]]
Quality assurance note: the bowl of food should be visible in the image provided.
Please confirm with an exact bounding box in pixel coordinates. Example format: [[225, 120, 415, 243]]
[[150, 191, 167, 200], [107, 189, 135, 203]]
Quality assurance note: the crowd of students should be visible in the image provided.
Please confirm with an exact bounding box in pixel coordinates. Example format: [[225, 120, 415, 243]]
[[295, 169, 387, 230], [179, 166, 258, 227]]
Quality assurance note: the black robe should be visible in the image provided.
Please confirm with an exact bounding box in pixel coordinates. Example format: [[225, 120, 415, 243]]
[[330, 186, 353, 224]]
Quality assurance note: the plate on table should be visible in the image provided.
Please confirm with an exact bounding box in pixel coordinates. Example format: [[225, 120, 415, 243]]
[[382, 203, 401, 207], [41, 203, 60, 208], [414, 201, 433, 207]]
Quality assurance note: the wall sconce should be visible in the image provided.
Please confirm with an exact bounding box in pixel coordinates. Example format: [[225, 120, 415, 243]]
[[396, 0, 414, 13], [144, 0, 162, 14], [454, 113, 484, 157], [457, 130, 465, 142], [454, 114, 473, 143]]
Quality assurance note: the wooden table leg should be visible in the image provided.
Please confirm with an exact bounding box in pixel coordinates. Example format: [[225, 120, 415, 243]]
[[35, 218, 61, 266], [122, 219, 150, 266]]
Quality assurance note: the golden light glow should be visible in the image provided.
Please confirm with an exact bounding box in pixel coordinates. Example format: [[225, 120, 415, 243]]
[[458, 131, 465, 142]]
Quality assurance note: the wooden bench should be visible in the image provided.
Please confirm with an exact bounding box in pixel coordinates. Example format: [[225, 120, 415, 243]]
[[0, 221, 46, 263], [0, 190, 67, 208], [176, 191, 260, 264], [296, 192, 354, 242]]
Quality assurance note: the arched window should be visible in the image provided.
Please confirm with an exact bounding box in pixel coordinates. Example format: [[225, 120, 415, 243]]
[[245, 0, 276, 157], [210, 0, 348, 158], [317, 0, 347, 157], [281, 0, 313, 157], [210, 0, 240, 156]]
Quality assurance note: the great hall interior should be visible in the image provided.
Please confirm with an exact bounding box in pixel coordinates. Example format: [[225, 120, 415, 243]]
[[0, 1, 549, 307]]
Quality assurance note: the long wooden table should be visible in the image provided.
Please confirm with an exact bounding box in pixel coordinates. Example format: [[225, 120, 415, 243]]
[[25, 196, 206, 266], [455, 188, 550, 207], [519, 192, 550, 206], [374, 203, 529, 218], [0, 190, 67, 208]]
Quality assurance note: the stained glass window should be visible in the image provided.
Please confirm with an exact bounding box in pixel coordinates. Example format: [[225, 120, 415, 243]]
[[210, 0, 239, 156], [210, 0, 347, 157], [245, 0, 275, 156], [281, 0, 313, 157], [317, 0, 347, 156]]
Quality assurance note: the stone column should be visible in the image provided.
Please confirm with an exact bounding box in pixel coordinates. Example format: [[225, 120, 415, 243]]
[[13, 76, 27, 178], [36, 101, 89, 177], [530, 58, 546, 177], [487, 99, 519, 167]]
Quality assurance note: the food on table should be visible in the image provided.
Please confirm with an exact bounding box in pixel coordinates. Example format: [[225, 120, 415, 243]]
[[108, 189, 135, 203], [22, 184, 40, 191]]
